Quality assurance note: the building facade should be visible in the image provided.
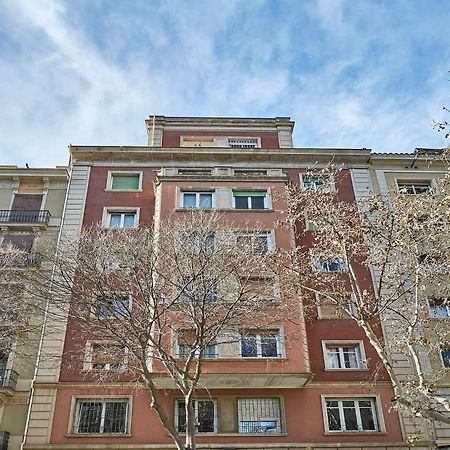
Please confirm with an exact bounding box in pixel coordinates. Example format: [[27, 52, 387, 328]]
[[22, 116, 412, 450], [0, 165, 68, 450]]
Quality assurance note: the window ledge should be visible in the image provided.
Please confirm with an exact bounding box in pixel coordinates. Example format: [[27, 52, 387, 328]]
[[104, 189, 143, 193], [324, 368, 369, 372], [66, 433, 132, 438], [179, 433, 288, 437], [323, 431, 386, 436]]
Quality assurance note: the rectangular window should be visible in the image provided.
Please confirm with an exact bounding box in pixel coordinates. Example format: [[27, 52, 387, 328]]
[[109, 173, 141, 190], [178, 344, 218, 359], [178, 278, 217, 303], [228, 138, 259, 149], [233, 191, 268, 210], [441, 349, 450, 368], [429, 298, 450, 318], [324, 398, 379, 432], [324, 342, 365, 369], [241, 277, 278, 303], [96, 294, 130, 319], [301, 174, 333, 192], [91, 343, 126, 370], [73, 399, 128, 434], [238, 398, 282, 434], [181, 191, 214, 209], [107, 211, 137, 228], [176, 399, 216, 433], [179, 232, 215, 254], [313, 257, 347, 272], [397, 180, 432, 194], [236, 231, 273, 253], [241, 331, 281, 358]]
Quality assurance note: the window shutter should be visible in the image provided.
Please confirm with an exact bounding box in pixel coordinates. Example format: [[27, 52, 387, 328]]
[[112, 175, 139, 190], [233, 191, 266, 197]]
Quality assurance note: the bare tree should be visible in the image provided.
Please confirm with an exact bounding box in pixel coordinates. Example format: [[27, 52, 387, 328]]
[[281, 167, 450, 425], [46, 212, 289, 450]]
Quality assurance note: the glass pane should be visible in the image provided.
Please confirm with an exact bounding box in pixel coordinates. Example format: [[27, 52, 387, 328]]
[[261, 334, 278, 357], [342, 347, 358, 368], [183, 193, 197, 208], [77, 402, 102, 433], [197, 400, 215, 432], [199, 194, 212, 208], [250, 196, 265, 209], [109, 214, 121, 228], [104, 402, 127, 433], [123, 214, 135, 228], [326, 406, 341, 431], [442, 350, 450, 368], [342, 402, 358, 430], [235, 196, 249, 209], [327, 348, 341, 368], [112, 175, 139, 190], [359, 402, 376, 430], [254, 235, 269, 253], [241, 335, 257, 357], [177, 401, 186, 432]]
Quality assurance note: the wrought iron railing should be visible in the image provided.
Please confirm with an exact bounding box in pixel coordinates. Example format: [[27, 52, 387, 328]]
[[0, 210, 51, 225], [0, 431, 9, 450], [0, 369, 18, 390]]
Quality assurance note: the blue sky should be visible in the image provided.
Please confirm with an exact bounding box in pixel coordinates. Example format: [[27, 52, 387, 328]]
[[0, 0, 449, 167]]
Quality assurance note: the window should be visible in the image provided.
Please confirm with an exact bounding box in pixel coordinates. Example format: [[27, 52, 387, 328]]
[[181, 191, 214, 209], [90, 343, 126, 370], [228, 138, 259, 149], [238, 398, 282, 434], [73, 399, 129, 434], [241, 277, 278, 303], [301, 174, 333, 192], [241, 331, 281, 358], [176, 399, 216, 433], [106, 211, 137, 228], [178, 344, 218, 359], [441, 349, 450, 368], [305, 219, 328, 231], [429, 298, 450, 318], [316, 292, 356, 319], [236, 231, 273, 253], [233, 191, 268, 210], [108, 172, 141, 190], [324, 398, 379, 432], [323, 342, 365, 369], [397, 180, 432, 194], [96, 294, 130, 319], [179, 278, 217, 303], [179, 232, 215, 254], [313, 256, 347, 272]]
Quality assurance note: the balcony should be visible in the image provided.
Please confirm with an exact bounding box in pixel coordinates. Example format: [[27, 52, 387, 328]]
[[0, 369, 18, 393], [0, 251, 43, 269], [0, 210, 51, 229], [0, 431, 9, 450]]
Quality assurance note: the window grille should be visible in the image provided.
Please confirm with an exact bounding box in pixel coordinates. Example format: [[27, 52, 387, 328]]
[[228, 139, 259, 149], [238, 398, 282, 433], [74, 399, 128, 434], [397, 180, 432, 194], [176, 399, 216, 433]]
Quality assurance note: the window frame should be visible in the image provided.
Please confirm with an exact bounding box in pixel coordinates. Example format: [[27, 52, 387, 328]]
[[396, 179, 434, 195], [300, 173, 335, 192], [232, 190, 270, 210], [235, 230, 275, 253], [428, 298, 450, 319], [94, 293, 131, 319], [316, 292, 356, 319], [312, 254, 348, 273], [240, 276, 280, 303], [240, 330, 282, 358], [227, 137, 261, 149], [103, 207, 139, 229], [440, 348, 450, 368], [174, 398, 218, 434], [106, 171, 143, 191], [179, 190, 215, 209], [237, 397, 283, 434], [321, 340, 367, 370], [177, 343, 219, 359], [84, 341, 128, 371], [70, 396, 131, 435], [321, 395, 384, 433]]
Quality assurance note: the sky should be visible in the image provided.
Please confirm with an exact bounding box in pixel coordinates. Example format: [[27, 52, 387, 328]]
[[0, 0, 449, 167]]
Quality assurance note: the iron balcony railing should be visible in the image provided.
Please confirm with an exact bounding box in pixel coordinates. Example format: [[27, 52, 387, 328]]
[[0, 210, 51, 225], [0, 369, 18, 390], [0, 431, 9, 450]]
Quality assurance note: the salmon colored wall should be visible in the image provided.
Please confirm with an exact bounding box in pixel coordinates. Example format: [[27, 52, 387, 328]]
[[82, 166, 158, 227], [162, 130, 280, 148], [50, 386, 402, 445]]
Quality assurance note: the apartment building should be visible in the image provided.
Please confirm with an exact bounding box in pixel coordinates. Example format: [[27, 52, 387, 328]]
[[0, 165, 68, 450], [23, 116, 407, 450]]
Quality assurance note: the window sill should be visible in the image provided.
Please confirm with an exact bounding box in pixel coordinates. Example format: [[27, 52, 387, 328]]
[[104, 189, 143, 192], [175, 357, 287, 361], [323, 368, 369, 372], [179, 432, 288, 437], [324, 431, 386, 436], [66, 433, 132, 438]]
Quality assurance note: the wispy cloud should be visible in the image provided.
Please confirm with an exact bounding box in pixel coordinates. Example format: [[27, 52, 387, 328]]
[[0, 0, 448, 166]]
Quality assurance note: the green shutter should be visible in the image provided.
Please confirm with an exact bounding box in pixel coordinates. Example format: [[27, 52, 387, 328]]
[[112, 175, 140, 190], [233, 191, 266, 197]]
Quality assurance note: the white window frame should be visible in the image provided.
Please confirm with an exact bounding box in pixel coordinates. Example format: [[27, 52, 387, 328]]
[[241, 276, 280, 303], [232, 190, 271, 210], [237, 397, 283, 434], [179, 190, 215, 209], [441, 348, 450, 369], [240, 330, 282, 358], [428, 298, 450, 319], [322, 340, 367, 370], [177, 343, 219, 359], [84, 341, 128, 371], [175, 399, 217, 434], [228, 137, 261, 149], [235, 230, 275, 253], [93, 293, 132, 319], [300, 173, 335, 192], [312, 254, 348, 272], [71, 397, 131, 435], [396, 179, 435, 195], [102, 207, 139, 229], [106, 171, 143, 191], [316, 292, 356, 319], [321, 395, 384, 433]]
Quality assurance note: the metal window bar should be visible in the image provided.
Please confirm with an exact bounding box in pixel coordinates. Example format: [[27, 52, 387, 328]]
[[238, 398, 282, 433], [0, 210, 51, 224], [228, 139, 258, 149], [75, 400, 128, 434], [0, 369, 18, 389]]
